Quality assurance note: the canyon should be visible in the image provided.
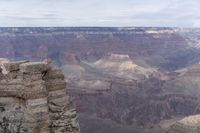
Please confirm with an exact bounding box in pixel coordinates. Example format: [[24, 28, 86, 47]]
[[1, 27, 200, 132]]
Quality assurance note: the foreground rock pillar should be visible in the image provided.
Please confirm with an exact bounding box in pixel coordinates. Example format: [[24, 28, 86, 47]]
[[0, 60, 80, 133]]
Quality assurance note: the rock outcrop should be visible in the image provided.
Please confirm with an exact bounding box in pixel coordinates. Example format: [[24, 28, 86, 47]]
[[0, 60, 80, 133], [167, 115, 200, 133], [91, 54, 156, 80]]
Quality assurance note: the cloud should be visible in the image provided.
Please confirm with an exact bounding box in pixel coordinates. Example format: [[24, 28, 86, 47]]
[[0, 0, 199, 27]]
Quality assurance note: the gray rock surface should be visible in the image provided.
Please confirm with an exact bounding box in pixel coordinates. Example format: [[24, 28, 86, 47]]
[[0, 60, 80, 133], [166, 115, 200, 133]]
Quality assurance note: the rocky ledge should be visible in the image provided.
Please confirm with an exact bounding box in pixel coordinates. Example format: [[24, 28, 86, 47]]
[[167, 115, 200, 133], [0, 60, 80, 133]]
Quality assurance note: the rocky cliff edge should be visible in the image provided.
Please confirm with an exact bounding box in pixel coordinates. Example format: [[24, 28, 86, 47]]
[[0, 60, 80, 133]]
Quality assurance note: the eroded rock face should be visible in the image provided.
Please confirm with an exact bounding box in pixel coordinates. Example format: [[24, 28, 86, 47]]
[[167, 115, 200, 133], [0, 60, 80, 133]]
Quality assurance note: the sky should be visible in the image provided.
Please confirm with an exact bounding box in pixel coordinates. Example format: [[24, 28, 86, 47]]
[[0, 0, 200, 27]]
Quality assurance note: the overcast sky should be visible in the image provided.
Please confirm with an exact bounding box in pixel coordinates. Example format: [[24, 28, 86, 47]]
[[0, 0, 200, 27]]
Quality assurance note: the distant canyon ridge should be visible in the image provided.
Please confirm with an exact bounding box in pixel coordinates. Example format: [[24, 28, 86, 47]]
[[0, 27, 200, 71], [1, 27, 200, 133]]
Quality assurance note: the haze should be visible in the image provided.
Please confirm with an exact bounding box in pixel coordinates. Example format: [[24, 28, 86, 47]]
[[0, 0, 200, 27]]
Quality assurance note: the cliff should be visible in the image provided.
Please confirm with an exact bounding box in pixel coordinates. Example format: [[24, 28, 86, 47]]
[[0, 27, 200, 71], [0, 60, 80, 133]]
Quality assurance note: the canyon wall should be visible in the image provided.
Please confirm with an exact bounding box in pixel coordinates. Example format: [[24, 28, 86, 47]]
[[0, 60, 80, 133], [0, 27, 200, 71], [1, 27, 200, 132]]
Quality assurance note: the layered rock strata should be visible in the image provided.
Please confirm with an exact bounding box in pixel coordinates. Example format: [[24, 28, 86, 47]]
[[0, 60, 80, 133], [167, 115, 200, 133]]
